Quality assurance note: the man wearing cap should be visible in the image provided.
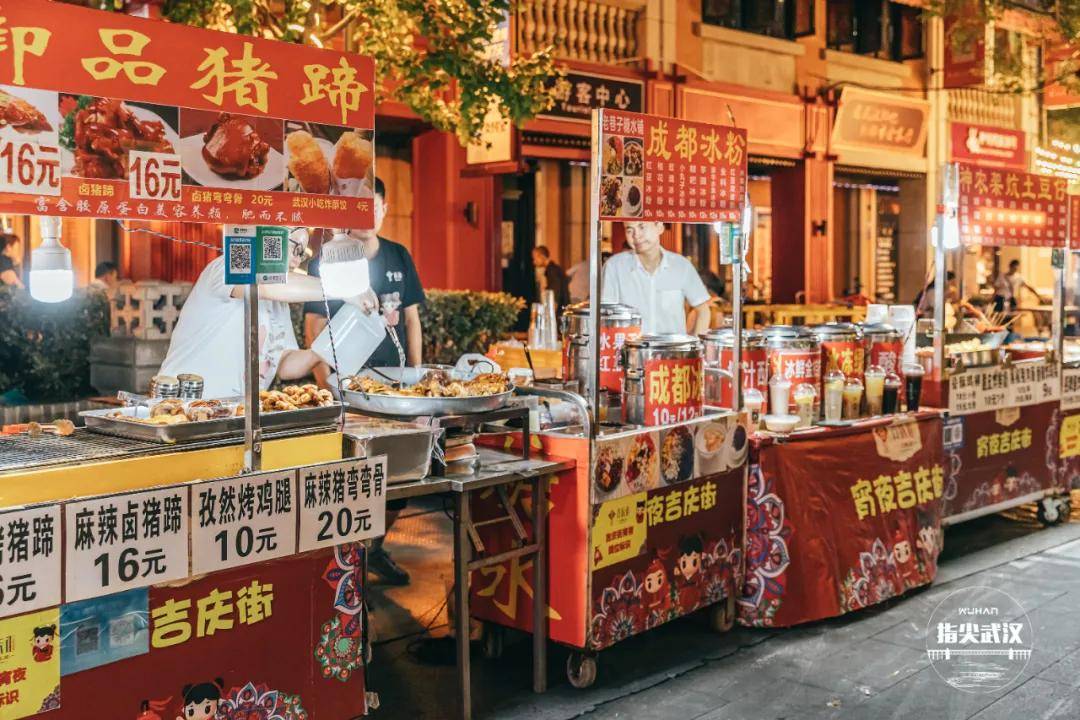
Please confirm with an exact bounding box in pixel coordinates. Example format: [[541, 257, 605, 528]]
[[159, 227, 370, 399]]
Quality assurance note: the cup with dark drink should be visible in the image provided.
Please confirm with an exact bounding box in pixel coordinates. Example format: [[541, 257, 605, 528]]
[[882, 372, 901, 414], [903, 363, 924, 412]]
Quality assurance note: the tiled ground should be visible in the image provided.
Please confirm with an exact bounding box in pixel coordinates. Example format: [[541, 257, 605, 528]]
[[368, 494, 1080, 720]]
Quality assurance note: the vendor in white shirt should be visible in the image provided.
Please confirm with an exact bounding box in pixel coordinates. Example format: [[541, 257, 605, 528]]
[[602, 221, 712, 335], [160, 228, 371, 399]]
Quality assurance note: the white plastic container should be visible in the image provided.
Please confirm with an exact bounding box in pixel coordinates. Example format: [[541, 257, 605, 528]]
[[312, 304, 387, 377]]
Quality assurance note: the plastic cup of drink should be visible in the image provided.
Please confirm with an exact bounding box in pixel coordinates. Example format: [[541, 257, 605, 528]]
[[744, 388, 764, 430], [769, 374, 792, 416], [864, 365, 885, 416], [823, 370, 845, 423], [793, 383, 817, 429], [882, 372, 901, 414], [903, 363, 925, 412], [842, 378, 864, 419]]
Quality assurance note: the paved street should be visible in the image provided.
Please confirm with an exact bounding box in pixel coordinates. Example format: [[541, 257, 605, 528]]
[[372, 496, 1080, 720]]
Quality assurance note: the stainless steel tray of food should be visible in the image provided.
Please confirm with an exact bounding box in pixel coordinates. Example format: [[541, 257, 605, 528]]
[[342, 366, 514, 417], [80, 403, 342, 444]]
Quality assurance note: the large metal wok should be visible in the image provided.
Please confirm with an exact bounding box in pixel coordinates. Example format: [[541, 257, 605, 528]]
[[342, 364, 514, 417]]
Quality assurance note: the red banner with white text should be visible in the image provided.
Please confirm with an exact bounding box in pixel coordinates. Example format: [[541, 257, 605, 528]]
[[0, 0, 375, 228], [957, 163, 1069, 247]]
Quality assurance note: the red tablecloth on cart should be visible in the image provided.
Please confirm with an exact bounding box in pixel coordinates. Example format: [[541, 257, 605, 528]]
[[739, 412, 944, 628], [942, 402, 1062, 522]]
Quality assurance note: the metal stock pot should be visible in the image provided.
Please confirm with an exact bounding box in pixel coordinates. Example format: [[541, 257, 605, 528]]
[[621, 334, 704, 426], [561, 302, 642, 396]]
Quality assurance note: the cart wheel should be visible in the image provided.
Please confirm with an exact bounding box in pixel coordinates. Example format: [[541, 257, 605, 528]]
[[710, 594, 737, 633], [482, 624, 504, 660], [566, 652, 598, 689], [1037, 496, 1065, 526]]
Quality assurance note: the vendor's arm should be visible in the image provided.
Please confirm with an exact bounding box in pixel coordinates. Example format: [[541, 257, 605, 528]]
[[303, 312, 333, 388], [690, 301, 712, 334], [229, 272, 369, 307], [404, 305, 422, 366], [276, 348, 323, 381], [684, 262, 713, 334], [1, 269, 23, 288]]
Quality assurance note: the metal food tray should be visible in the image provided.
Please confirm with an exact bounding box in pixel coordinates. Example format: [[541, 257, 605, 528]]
[[342, 388, 514, 417], [341, 366, 515, 417], [80, 403, 342, 444]]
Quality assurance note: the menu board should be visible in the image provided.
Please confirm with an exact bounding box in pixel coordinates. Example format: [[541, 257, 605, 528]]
[[956, 163, 1069, 247], [596, 109, 747, 223], [0, 0, 375, 228], [948, 362, 1061, 416]]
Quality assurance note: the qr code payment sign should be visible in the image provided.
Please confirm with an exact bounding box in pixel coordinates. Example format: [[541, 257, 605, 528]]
[[230, 242, 252, 274], [262, 234, 283, 262]]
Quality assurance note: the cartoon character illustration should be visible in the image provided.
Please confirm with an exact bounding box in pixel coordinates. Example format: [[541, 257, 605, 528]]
[[178, 679, 223, 720], [31, 624, 55, 663], [916, 523, 939, 568], [641, 557, 672, 617], [892, 531, 917, 588], [673, 534, 705, 610], [137, 699, 172, 720]]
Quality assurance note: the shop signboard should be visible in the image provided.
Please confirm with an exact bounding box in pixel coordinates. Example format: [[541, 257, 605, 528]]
[[948, 361, 1060, 416], [1045, 45, 1080, 109], [0, 0, 376, 228], [64, 487, 190, 602], [191, 470, 298, 574], [543, 71, 643, 122], [596, 109, 747, 223], [831, 87, 928, 156], [298, 457, 387, 552], [956, 163, 1070, 247], [1072, 195, 1080, 250], [1034, 139, 1080, 183], [643, 357, 704, 426], [0, 504, 62, 619], [950, 122, 1026, 170]]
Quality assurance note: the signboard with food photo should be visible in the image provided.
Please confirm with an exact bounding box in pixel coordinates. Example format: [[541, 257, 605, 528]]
[[596, 109, 747, 223], [0, 0, 375, 228]]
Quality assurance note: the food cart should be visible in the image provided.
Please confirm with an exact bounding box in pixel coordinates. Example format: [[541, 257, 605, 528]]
[[920, 163, 1071, 527], [0, 4, 388, 717], [1055, 196, 1080, 492], [458, 108, 752, 688]]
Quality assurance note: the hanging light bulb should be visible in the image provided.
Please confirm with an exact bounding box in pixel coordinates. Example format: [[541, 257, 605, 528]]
[[318, 229, 369, 298], [30, 216, 73, 303]]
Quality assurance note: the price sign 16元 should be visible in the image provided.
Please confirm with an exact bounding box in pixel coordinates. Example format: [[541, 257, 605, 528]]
[[128, 150, 182, 202], [0, 137, 60, 196]]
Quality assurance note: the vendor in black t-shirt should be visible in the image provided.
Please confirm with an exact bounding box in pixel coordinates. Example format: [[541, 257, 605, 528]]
[[304, 177, 423, 588], [304, 177, 426, 384]]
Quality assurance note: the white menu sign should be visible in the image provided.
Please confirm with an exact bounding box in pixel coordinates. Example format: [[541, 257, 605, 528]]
[[65, 487, 189, 602], [191, 470, 298, 575], [0, 504, 61, 618], [948, 361, 1061, 416], [1061, 366, 1080, 411], [299, 457, 386, 552]]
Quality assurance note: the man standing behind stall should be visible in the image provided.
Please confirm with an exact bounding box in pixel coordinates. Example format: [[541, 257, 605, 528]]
[[305, 177, 422, 588], [602, 221, 711, 335], [305, 178, 425, 381]]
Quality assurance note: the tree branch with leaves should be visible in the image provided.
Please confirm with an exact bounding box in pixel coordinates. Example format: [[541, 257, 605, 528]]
[[79, 0, 560, 145]]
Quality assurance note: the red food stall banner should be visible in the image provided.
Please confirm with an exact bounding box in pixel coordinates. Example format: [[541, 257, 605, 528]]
[[643, 357, 703, 425], [596, 109, 747, 223], [0, 0, 375, 228], [950, 123, 1026, 170], [956, 163, 1069, 247], [1071, 195, 1080, 250]]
